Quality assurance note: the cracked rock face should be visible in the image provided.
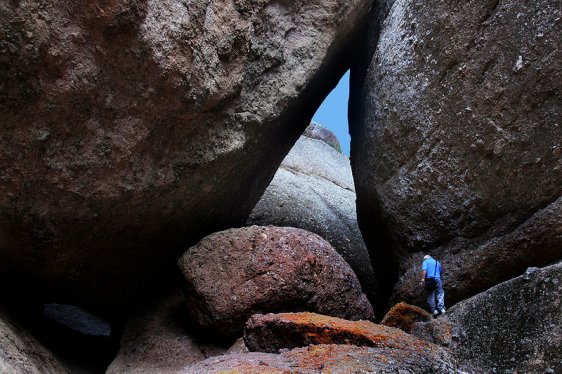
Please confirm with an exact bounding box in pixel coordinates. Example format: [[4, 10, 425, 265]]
[[247, 125, 377, 305], [448, 262, 562, 373], [0, 0, 371, 313], [177, 226, 374, 341], [350, 0, 562, 309]]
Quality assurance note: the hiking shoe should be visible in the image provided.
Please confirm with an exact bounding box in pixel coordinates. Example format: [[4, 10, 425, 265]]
[[433, 310, 439, 316], [440, 309, 446, 314]]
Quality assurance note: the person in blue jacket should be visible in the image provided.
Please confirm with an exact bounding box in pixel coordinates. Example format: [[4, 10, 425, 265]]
[[420, 255, 446, 316]]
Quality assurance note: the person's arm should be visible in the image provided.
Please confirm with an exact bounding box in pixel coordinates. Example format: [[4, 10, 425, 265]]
[[421, 269, 427, 284]]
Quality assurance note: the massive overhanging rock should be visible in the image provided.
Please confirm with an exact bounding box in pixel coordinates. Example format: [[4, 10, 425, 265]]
[[349, 0, 561, 310], [0, 0, 372, 313]]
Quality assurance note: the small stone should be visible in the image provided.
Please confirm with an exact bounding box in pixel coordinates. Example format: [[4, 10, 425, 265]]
[[513, 55, 524, 72]]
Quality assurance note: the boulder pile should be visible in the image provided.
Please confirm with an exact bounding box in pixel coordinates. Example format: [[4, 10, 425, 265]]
[[0, 0, 560, 372], [248, 122, 378, 303], [0, 0, 373, 313], [177, 226, 374, 340]]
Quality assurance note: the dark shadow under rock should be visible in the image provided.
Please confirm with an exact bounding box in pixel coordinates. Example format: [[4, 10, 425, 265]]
[[107, 291, 225, 374]]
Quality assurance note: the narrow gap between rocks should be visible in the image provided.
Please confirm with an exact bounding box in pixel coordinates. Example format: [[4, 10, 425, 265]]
[[312, 70, 351, 157]]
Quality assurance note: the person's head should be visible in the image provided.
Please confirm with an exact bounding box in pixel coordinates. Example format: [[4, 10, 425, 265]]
[[423, 255, 431, 260]]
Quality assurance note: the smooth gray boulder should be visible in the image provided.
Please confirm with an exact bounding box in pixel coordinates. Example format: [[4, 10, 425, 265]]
[[0, 0, 373, 313], [248, 125, 377, 303], [349, 0, 562, 310], [447, 262, 562, 373]]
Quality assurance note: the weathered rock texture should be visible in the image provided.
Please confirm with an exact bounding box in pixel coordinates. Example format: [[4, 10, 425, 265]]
[[189, 343, 456, 373], [0, 0, 373, 313], [349, 0, 562, 310], [447, 262, 562, 373], [106, 291, 224, 374], [247, 124, 377, 303], [303, 121, 342, 153], [225, 338, 248, 355], [244, 312, 443, 354], [411, 317, 452, 348], [178, 226, 374, 340], [0, 309, 69, 373], [381, 302, 430, 334]]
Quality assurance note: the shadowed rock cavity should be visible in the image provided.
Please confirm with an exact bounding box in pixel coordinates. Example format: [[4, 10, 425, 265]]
[[0, 0, 373, 315], [107, 291, 225, 374], [0, 309, 69, 373], [1, 302, 119, 373], [349, 0, 562, 311]]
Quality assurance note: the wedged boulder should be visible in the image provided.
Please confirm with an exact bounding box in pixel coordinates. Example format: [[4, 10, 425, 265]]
[[349, 0, 562, 310], [244, 312, 443, 354], [106, 291, 224, 374], [248, 123, 377, 303], [447, 262, 562, 373], [189, 344, 457, 373], [0, 309, 69, 373], [381, 302, 431, 334], [177, 226, 374, 340], [0, 0, 373, 313], [303, 121, 343, 153]]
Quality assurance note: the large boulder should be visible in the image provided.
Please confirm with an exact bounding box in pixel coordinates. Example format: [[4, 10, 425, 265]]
[[447, 262, 562, 373], [349, 0, 562, 310], [380, 302, 431, 334], [188, 343, 457, 373], [0, 0, 373, 313], [247, 123, 377, 303], [106, 291, 224, 374], [177, 226, 374, 341], [243, 311, 443, 354], [0, 309, 69, 373]]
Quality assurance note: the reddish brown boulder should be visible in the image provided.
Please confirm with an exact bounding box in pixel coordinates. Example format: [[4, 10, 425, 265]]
[[188, 344, 457, 373], [0, 0, 372, 313], [244, 312, 439, 354], [178, 226, 374, 340], [381, 302, 431, 333]]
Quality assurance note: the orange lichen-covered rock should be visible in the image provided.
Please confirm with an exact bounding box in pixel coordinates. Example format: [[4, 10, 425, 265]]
[[188, 344, 457, 373], [381, 302, 431, 333], [243, 312, 447, 355]]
